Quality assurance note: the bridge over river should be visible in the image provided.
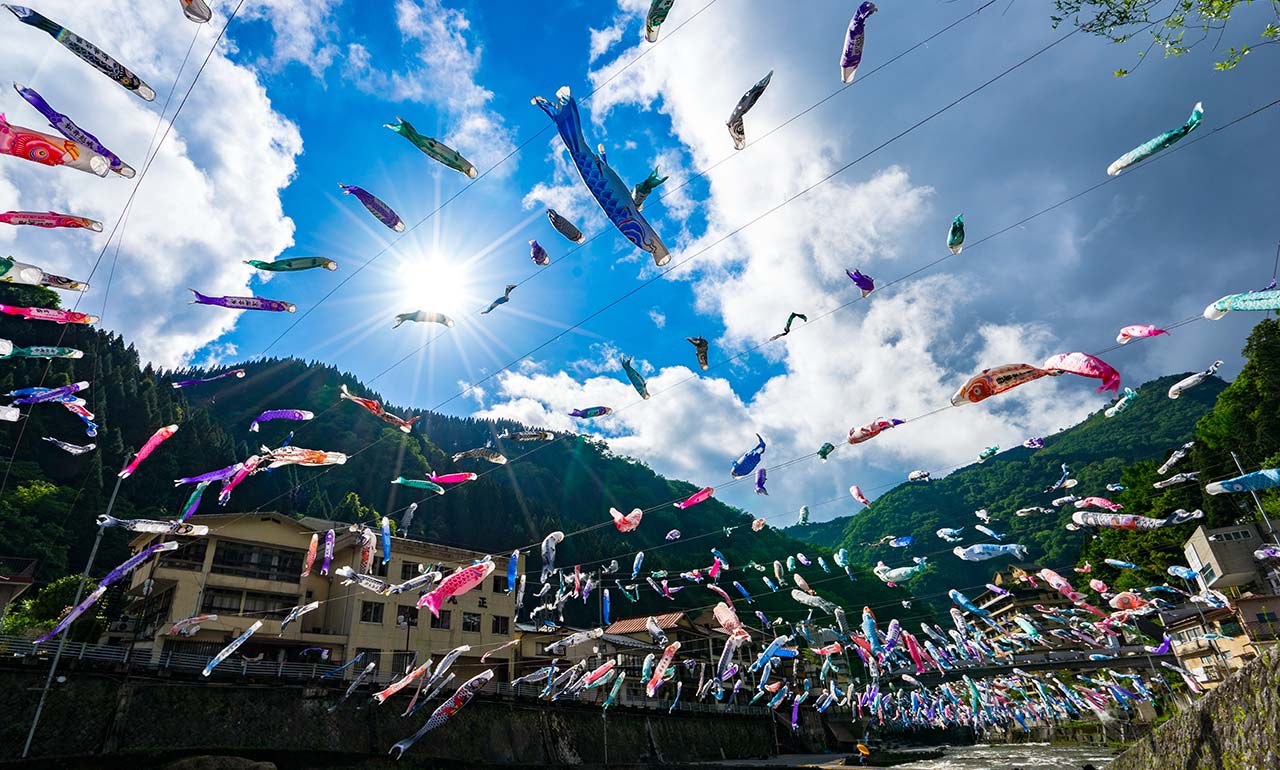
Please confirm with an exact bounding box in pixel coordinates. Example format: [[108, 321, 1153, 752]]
[[885, 645, 1176, 685]]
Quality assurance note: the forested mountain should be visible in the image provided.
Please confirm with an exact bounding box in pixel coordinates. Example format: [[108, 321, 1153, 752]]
[[783, 321, 1280, 604], [0, 284, 908, 629]]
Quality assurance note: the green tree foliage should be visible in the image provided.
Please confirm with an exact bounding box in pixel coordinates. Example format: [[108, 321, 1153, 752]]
[[1052, 0, 1280, 75], [2, 574, 100, 640], [0, 286, 903, 630], [1081, 319, 1280, 590], [785, 371, 1226, 617]]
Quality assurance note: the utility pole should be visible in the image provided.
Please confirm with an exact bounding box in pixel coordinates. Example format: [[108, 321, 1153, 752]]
[[1231, 451, 1278, 545], [22, 473, 123, 758]]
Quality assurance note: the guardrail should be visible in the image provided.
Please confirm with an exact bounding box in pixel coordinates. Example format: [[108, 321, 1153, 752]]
[[0, 634, 778, 716]]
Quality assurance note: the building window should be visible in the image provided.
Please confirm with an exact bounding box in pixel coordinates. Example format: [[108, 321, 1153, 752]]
[[355, 647, 381, 670], [160, 540, 207, 571], [243, 591, 299, 616], [371, 558, 388, 578], [360, 601, 385, 624], [491, 615, 510, 635], [401, 562, 419, 580], [430, 610, 451, 630], [1215, 530, 1253, 541], [211, 540, 303, 582], [392, 651, 416, 673], [201, 588, 242, 615], [1257, 611, 1278, 623], [1198, 565, 1217, 584], [491, 575, 509, 593], [396, 605, 419, 628], [462, 612, 481, 633], [1219, 620, 1243, 637]]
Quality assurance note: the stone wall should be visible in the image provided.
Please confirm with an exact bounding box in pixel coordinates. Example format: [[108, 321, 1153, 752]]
[[0, 665, 779, 766], [1110, 646, 1280, 770]]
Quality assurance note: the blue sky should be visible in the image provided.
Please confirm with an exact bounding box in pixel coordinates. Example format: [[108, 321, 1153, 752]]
[[3, 0, 1278, 523]]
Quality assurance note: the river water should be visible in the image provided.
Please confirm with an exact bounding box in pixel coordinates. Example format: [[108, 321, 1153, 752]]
[[890, 742, 1117, 769]]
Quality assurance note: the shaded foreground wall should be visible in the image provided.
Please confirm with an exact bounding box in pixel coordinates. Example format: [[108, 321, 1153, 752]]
[[1110, 646, 1280, 770], [0, 666, 778, 766]]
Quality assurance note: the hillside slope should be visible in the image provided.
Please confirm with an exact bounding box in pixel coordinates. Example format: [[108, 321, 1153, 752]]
[[0, 285, 906, 628], [782, 370, 1226, 604]]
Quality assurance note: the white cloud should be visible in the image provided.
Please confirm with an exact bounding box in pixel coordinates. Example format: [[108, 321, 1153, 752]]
[[345, 0, 515, 173], [648, 307, 667, 328], [521, 138, 599, 224], [0, 0, 302, 367], [589, 22, 626, 64], [242, 0, 344, 75], [473, 0, 1108, 518]]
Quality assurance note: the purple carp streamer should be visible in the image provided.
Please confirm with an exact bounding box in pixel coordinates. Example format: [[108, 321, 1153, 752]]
[[249, 409, 314, 432], [190, 289, 295, 313], [339, 183, 405, 232], [14, 84, 134, 176], [839, 2, 877, 83], [174, 463, 241, 486], [34, 542, 178, 644]]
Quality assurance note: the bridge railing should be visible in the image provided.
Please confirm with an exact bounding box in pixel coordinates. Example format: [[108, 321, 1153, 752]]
[[0, 634, 781, 716]]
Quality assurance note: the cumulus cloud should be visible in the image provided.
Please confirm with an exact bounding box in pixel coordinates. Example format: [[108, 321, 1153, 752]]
[[521, 139, 600, 224], [589, 22, 626, 64], [0, 0, 302, 367], [471, 0, 1113, 518], [242, 0, 344, 75], [648, 307, 667, 328], [345, 0, 515, 173]]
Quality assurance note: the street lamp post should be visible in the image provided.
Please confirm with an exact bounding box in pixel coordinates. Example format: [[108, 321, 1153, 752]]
[[397, 606, 417, 675]]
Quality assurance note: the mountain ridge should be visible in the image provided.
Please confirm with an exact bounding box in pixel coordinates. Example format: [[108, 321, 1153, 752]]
[[0, 283, 908, 630]]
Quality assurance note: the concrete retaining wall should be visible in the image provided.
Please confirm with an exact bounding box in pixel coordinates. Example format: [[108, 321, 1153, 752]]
[[0, 666, 779, 766], [1110, 646, 1280, 770]]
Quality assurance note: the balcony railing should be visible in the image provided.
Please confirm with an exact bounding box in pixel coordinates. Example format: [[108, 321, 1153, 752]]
[[1242, 620, 1280, 642]]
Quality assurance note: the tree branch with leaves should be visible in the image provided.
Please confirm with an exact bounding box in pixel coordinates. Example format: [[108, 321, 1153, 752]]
[[1052, 0, 1280, 75]]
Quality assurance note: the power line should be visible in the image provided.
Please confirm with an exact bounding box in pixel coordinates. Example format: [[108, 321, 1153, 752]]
[[0, 2, 249, 499], [250, 0, 724, 359], [171, 0, 1008, 457], [213, 93, 1280, 546]]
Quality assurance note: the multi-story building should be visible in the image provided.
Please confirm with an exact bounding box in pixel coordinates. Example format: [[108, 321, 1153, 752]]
[[1166, 523, 1280, 688], [971, 563, 1072, 625], [1183, 523, 1268, 590], [102, 511, 517, 683]]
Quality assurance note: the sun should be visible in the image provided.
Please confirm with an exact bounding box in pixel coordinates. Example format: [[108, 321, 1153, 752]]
[[393, 255, 476, 318]]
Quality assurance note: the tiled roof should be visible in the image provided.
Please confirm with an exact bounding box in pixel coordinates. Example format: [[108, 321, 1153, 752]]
[[605, 611, 683, 635], [601, 633, 660, 650]]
